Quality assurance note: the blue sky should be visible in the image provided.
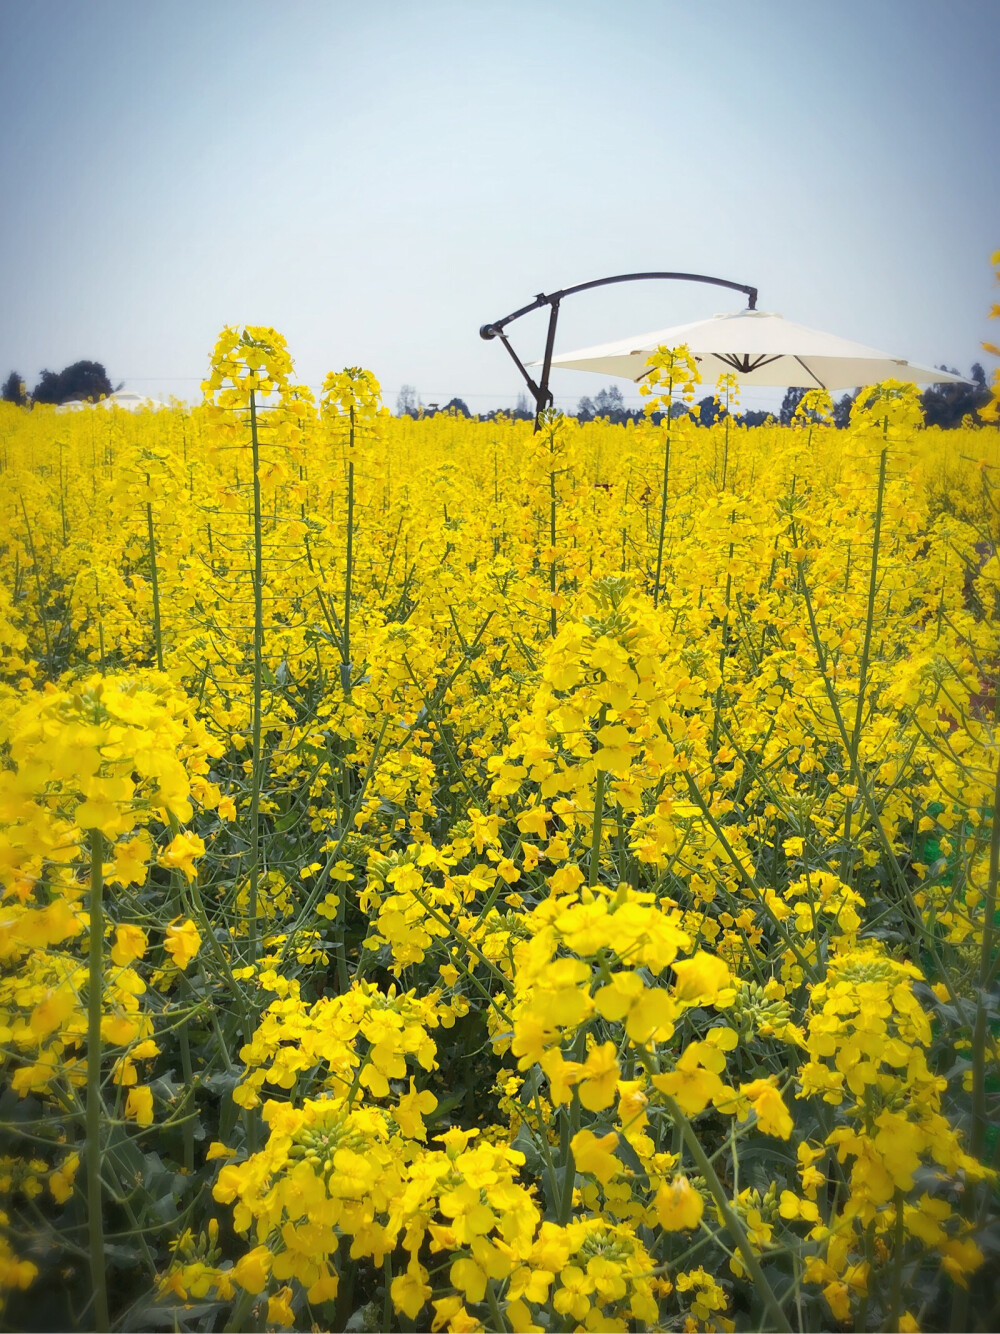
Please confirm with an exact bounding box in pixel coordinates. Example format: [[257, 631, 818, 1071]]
[[1, 0, 997, 413]]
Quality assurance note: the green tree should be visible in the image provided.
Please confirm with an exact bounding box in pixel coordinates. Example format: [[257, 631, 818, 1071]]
[[32, 361, 113, 405], [834, 392, 856, 428], [1, 371, 27, 406], [920, 364, 991, 427], [395, 384, 419, 416], [594, 385, 627, 422], [511, 393, 534, 421], [779, 387, 806, 425], [695, 394, 724, 426]]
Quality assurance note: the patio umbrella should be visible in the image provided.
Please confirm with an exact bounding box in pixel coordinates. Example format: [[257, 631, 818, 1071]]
[[537, 308, 967, 391]]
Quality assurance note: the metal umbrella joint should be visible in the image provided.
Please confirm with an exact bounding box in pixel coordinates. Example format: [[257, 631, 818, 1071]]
[[480, 271, 758, 428]]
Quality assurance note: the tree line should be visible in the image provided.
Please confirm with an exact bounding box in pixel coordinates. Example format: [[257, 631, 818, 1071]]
[[776, 365, 992, 429], [394, 366, 993, 428], [2, 361, 115, 407], [5, 361, 991, 429]]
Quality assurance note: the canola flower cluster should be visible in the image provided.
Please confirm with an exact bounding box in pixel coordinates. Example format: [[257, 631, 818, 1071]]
[[0, 303, 997, 1333]]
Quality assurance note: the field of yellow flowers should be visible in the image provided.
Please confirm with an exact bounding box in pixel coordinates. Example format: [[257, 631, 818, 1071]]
[[0, 324, 998, 1334]]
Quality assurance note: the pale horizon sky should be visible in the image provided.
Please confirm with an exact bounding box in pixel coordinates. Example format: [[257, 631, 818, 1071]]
[[1, 0, 998, 414]]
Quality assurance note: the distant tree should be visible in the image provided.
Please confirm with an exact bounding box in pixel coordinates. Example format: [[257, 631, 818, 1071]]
[[2, 372, 27, 406], [643, 401, 694, 426], [32, 370, 62, 404], [577, 395, 595, 422], [512, 393, 534, 421], [737, 409, 774, 427], [442, 397, 471, 416], [32, 360, 113, 405], [395, 384, 420, 416], [779, 387, 807, 426], [61, 360, 113, 402], [695, 394, 726, 427], [669, 401, 692, 420], [920, 364, 991, 428], [593, 385, 627, 422], [833, 392, 856, 429]]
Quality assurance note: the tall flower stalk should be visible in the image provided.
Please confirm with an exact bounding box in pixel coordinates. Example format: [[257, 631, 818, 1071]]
[[202, 326, 298, 964], [321, 366, 383, 698], [145, 474, 164, 671], [639, 344, 699, 607]]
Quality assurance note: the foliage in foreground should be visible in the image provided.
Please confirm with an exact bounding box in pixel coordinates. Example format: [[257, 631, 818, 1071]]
[[0, 324, 998, 1333]]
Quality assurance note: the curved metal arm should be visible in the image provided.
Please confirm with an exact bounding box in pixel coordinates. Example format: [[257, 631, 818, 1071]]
[[479, 270, 758, 428]]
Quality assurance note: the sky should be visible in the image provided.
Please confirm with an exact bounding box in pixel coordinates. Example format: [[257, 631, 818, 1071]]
[[1, 0, 998, 415]]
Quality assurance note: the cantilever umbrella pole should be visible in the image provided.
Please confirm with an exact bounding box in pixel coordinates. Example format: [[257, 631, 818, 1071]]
[[480, 271, 758, 430]]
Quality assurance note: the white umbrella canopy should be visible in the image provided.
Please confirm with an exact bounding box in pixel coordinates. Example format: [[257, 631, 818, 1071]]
[[537, 309, 967, 391]]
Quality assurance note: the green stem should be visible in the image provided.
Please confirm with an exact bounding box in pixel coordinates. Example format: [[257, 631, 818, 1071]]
[[653, 423, 672, 608], [885, 1188, 905, 1333], [401, 656, 484, 803], [856, 1216, 875, 1331], [224, 1287, 257, 1334], [145, 475, 164, 671], [247, 389, 264, 966], [587, 701, 611, 890], [165, 814, 197, 1172], [710, 519, 735, 759], [59, 446, 69, 545], [972, 747, 1000, 1163], [343, 408, 355, 695], [404, 882, 514, 998], [956, 743, 1000, 1334], [177, 1017, 195, 1173], [486, 1278, 508, 1332], [382, 1253, 393, 1333], [529, 1070, 561, 1213], [276, 716, 390, 971], [660, 1090, 791, 1333], [558, 1092, 581, 1224], [840, 446, 887, 882], [799, 572, 972, 1026], [181, 861, 254, 1052], [86, 831, 111, 1332], [590, 752, 608, 891], [18, 493, 53, 665], [94, 571, 106, 671], [549, 433, 558, 639], [681, 766, 817, 980]]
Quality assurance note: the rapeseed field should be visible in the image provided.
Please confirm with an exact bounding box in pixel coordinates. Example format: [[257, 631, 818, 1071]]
[[0, 322, 997, 1332]]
